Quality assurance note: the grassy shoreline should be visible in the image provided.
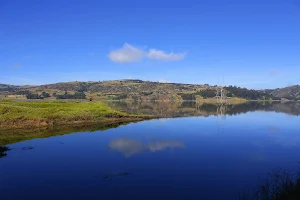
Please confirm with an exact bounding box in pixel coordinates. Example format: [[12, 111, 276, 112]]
[[0, 100, 154, 129]]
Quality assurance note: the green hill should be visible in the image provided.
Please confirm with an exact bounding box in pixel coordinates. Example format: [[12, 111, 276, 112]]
[[265, 85, 300, 100], [0, 79, 293, 101]]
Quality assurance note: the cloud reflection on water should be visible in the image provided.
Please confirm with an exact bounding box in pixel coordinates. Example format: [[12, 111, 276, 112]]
[[108, 138, 144, 157], [108, 138, 185, 157], [147, 140, 185, 152]]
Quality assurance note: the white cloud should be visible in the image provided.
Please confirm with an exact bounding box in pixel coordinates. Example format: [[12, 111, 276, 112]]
[[147, 49, 186, 61], [107, 43, 144, 63], [108, 43, 186, 63]]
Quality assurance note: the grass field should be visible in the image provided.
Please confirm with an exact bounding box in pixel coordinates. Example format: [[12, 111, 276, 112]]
[[200, 97, 248, 104], [0, 100, 153, 129]]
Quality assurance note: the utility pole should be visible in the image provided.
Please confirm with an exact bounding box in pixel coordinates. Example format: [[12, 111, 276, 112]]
[[215, 77, 227, 104], [215, 87, 220, 103]]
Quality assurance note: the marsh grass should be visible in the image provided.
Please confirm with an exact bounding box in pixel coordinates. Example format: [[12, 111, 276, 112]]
[[0, 100, 123, 121], [0, 100, 152, 128], [239, 168, 300, 200]]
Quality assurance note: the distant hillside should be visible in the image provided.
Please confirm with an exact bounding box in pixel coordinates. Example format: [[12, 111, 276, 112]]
[[265, 85, 300, 100], [0, 84, 22, 92], [0, 79, 292, 101]]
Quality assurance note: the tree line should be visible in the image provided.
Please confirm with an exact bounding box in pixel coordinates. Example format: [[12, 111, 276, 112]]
[[16, 90, 51, 99], [224, 86, 280, 100], [15, 90, 86, 100], [54, 91, 86, 99], [178, 87, 281, 100]]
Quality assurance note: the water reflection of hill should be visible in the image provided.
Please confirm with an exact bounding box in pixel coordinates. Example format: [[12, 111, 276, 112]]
[[108, 101, 300, 117]]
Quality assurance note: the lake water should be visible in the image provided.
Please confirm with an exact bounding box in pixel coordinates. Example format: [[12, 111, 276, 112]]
[[0, 102, 300, 199]]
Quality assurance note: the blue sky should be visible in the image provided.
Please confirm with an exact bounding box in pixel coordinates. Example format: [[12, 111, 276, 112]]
[[1, 0, 299, 89]]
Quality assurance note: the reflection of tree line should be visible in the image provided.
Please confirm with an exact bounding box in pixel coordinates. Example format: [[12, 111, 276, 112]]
[[108, 101, 300, 117], [265, 102, 300, 116]]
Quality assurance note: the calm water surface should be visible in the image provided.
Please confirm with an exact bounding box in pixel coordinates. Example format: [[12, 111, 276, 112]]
[[0, 102, 300, 199]]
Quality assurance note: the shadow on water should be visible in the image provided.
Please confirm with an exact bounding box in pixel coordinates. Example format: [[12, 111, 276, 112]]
[[107, 101, 300, 118], [0, 145, 36, 159], [20, 146, 34, 150], [0, 146, 10, 158]]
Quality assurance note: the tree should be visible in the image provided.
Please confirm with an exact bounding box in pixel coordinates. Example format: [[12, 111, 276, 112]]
[[41, 91, 50, 98], [224, 86, 275, 100], [195, 89, 216, 98]]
